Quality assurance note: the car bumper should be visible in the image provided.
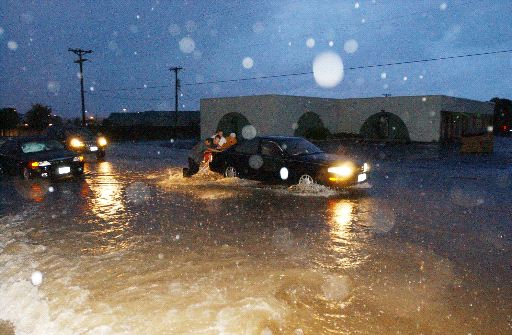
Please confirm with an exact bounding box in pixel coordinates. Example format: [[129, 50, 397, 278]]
[[28, 163, 84, 179], [324, 172, 369, 189]]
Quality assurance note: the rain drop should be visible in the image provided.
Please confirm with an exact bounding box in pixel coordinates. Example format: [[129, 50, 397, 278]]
[[328, 41, 334, 47], [343, 39, 358, 54], [306, 38, 315, 48], [31, 271, 43, 286], [313, 52, 344, 88], [249, 155, 263, 169], [7, 40, 18, 51], [280, 167, 289, 180], [241, 125, 257, 140], [354, 2, 360, 9], [242, 57, 254, 69], [440, 2, 448, 10], [179, 37, 195, 53], [252, 21, 265, 33], [380, 72, 387, 79], [168, 24, 181, 36]]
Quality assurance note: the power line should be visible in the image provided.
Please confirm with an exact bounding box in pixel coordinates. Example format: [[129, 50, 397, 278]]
[[94, 48, 512, 93]]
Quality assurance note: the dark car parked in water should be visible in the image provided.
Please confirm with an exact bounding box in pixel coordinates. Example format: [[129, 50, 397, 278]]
[[209, 136, 369, 188], [0, 136, 85, 180]]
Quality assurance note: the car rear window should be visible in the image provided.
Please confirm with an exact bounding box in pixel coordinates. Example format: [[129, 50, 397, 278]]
[[21, 140, 64, 153]]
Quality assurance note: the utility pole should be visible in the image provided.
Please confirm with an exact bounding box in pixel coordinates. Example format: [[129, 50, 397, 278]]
[[169, 66, 182, 138], [69, 48, 93, 127]]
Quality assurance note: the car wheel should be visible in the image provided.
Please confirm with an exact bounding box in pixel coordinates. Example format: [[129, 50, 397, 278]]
[[224, 166, 237, 178], [22, 167, 31, 180], [298, 174, 314, 185]]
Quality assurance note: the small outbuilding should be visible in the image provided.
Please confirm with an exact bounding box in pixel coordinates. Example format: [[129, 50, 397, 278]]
[[200, 95, 494, 142]]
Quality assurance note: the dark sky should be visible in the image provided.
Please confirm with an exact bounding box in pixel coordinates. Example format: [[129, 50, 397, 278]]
[[1, 0, 511, 119]]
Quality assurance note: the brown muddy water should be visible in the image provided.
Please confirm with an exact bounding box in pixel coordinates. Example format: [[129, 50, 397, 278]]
[[0, 143, 511, 334]]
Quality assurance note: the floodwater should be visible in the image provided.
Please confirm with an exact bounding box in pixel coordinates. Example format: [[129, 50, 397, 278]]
[[0, 141, 511, 334]]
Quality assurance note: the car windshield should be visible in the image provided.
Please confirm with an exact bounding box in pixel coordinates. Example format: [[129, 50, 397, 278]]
[[279, 138, 323, 156], [21, 140, 65, 153]]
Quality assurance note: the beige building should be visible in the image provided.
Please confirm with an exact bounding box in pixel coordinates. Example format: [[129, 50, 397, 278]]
[[200, 95, 494, 142]]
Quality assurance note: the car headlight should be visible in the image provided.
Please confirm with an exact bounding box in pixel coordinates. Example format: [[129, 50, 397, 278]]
[[328, 164, 354, 177], [39, 161, 51, 167], [73, 156, 84, 162], [363, 163, 370, 173], [70, 138, 84, 148], [97, 136, 108, 147]]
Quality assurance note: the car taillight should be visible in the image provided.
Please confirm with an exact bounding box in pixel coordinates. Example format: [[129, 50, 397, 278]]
[[29, 162, 39, 168]]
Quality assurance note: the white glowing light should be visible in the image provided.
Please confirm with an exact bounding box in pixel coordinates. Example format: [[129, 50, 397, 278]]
[[242, 125, 257, 140], [419, 75, 424, 79], [383, 83, 389, 89], [280, 167, 289, 180], [242, 57, 254, 69], [361, 18, 366, 23], [168, 24, 180, 36], [354, 2, 360, 9], [403, 76, 408, 81], [422, 97, 427, 102], [136, 15, 140, 19], [158, 253, 164, 259], [313, 52, 344, 88], [89, 86, 95, 92], [31, 271, 43, 286], [288, 41, 292, 46], [440, 2, 448, 10], [306, 38, 315, 48], [487, 126, 494, 132], [175, 234, 180, 240], [292, 123, 298, 130], [328, 41, 334, 47], [48, 186, 54, 193], [179, 37, 195, 53], [143, 84, 148, 88], [7, 40, 18, 51], [343, 39, 358, 54], [380, 72, 387, 79]]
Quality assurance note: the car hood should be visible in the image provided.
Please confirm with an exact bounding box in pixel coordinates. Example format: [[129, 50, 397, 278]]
[[289, 152, 361, 166], [21, 149, 77, 162]]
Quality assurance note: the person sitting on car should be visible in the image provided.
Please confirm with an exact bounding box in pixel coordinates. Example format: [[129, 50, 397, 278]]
[[211, 131, 226, 147]]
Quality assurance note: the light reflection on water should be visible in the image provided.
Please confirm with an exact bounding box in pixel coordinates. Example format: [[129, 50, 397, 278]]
[[82, 161, 132, 254]]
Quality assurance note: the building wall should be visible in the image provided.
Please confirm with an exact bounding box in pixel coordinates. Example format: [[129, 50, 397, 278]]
[[200, 95, 494, 142]]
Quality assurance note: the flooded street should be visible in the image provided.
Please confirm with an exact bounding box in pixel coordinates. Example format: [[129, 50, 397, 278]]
[[1, 141, 511, 334]]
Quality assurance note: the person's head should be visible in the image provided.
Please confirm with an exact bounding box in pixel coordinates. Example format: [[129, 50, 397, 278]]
[[213, 136, 220, 145], [204, 138, 213, 146], [229, 133, 236, 138], [217, 130, 224, 137]]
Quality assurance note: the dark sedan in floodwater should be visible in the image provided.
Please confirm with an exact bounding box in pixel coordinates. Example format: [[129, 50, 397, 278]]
[[45, 126, 108, 161], [209, 136, 369, 188], [0, 136, 85, 180]]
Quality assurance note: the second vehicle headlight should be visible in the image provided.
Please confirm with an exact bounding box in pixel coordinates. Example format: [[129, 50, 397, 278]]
[[70, 138, 84, 148], [328, 165, 354, 177], [97, 136, 108, 147]]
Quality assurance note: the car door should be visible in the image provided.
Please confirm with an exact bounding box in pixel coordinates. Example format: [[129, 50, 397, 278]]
[[231, 138, 260, 179], [260, 140, 286, 182]]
